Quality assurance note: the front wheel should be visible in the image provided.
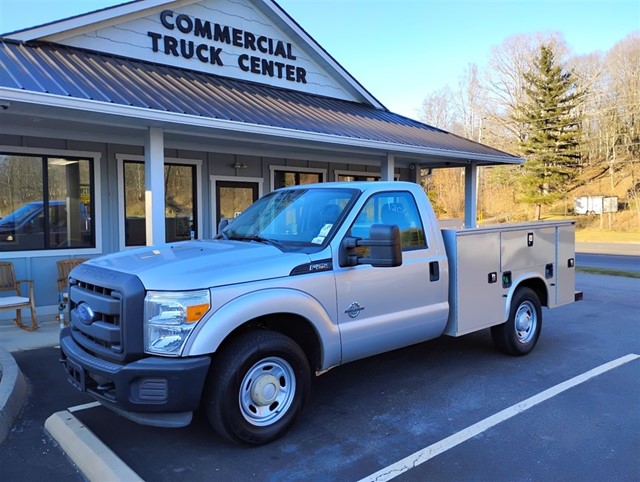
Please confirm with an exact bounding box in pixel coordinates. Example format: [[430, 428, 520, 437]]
[[204, 331, 310, 445], [491, 287, 542, 356]]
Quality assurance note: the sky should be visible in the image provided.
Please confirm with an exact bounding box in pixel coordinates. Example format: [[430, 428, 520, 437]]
[[0, 0, 638, 119]]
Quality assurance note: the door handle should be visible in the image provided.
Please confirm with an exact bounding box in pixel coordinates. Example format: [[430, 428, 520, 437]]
[[429, 261, 439, 282]]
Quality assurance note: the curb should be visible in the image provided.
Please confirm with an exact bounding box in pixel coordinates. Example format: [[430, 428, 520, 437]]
[[0, 345, 28, 444], [45, 410, 144, 482]]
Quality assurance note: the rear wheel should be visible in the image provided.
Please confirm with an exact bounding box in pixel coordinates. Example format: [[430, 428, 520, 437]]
[[491, 287, 542, 356], [204, 330, 310, 445]]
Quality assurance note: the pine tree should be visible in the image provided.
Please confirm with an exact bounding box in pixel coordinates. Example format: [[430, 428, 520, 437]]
[[516, 45, 583, 219]]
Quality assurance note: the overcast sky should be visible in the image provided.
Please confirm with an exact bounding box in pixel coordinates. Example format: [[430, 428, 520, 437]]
[[1, 0, 638, 119]]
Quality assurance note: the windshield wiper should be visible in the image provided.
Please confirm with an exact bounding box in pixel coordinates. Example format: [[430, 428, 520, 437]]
[[237, 235, 285, 250]]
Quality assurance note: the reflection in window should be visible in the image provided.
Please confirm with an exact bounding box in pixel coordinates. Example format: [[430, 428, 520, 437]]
[[350, 191, 427, 251], [273, 170, 322, 189], [337, 174, 380, 182], [216, 181, 259, 228], [0, 153, 94, 251], [123, 161, 197, 246]]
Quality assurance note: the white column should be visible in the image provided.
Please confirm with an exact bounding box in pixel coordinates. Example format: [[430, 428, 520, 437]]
[[144, 127, 166, 245], [381, 154, 395, 181], [464, 163, 478, 229]]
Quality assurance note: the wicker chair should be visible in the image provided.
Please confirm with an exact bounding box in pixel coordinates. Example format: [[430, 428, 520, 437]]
[[0, 261, 38, 331], [57, 258, 87, 326]]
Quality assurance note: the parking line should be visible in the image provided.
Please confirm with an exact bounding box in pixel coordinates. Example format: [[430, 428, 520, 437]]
[[359, 353, 640, 482], [68, 401, 101, 413]]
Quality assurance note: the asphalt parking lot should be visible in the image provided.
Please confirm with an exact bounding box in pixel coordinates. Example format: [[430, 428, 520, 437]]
[[2, 272, 639, 481]]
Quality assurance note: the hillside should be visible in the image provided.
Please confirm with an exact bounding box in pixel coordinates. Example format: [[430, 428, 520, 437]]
[[427, 159, 640, 244]]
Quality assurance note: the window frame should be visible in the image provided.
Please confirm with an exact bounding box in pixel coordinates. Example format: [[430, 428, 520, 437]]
[[0, 145, 102, 258], [116, 154, 202, 250]]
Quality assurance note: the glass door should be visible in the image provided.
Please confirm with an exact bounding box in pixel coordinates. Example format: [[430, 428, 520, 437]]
[[123, 161, 197, 246], [215, 181, 259, 231]]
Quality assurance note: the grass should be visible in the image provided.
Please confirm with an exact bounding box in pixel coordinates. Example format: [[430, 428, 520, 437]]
[[576, 229, 640, 243], [576, 266, 640, 278]]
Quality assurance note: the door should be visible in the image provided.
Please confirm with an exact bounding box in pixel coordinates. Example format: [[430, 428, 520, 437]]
[[123, 160, 198, 246], [215, 180, 259, 232], [334, 191, 448, 364]]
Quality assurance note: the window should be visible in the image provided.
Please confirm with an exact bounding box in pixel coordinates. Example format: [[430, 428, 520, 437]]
[[122, 160, 198, 247], [270, 166, 326, 191], [335, 170, 398, 182], [338, 174, 379, 182], [274, 170, 322, 189], [0, 153, 94, 252], [350, 191, 426, 251]]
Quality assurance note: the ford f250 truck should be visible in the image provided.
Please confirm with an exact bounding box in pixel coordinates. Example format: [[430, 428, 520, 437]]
[[60, 181, 580, 445]]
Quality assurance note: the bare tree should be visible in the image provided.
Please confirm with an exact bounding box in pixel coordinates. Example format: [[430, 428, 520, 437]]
[[604, 33, 640, 189], [482, 32, 569, 154], [418, 86, 456, 131]]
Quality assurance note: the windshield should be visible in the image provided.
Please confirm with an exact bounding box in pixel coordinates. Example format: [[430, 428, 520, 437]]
[[220, 188, 358, 251], [0, 202, 43, 228]]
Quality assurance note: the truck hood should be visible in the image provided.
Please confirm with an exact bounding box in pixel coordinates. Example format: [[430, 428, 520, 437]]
[[85, 239, 312, 291]]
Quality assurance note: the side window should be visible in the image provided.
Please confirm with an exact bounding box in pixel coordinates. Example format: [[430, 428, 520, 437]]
[[0, 153, 95, 252], [351, 191, 427, 251]]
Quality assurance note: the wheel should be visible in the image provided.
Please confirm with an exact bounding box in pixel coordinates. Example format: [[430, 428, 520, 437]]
[[491, 287, 542, 356], [204, 330, 310, 445]]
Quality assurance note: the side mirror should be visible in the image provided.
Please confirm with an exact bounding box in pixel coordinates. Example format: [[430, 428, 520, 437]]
[[217, 218, 229, 234], [340, 224, 402, 268]]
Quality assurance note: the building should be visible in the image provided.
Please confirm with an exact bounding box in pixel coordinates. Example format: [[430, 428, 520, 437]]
[[0, 0, 520, 319]]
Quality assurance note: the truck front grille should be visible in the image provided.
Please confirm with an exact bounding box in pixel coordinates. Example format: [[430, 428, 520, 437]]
[[68, 264, 146, 363]]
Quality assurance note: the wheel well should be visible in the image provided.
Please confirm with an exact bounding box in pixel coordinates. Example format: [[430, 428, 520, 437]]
[[516, 278, 548, 307], [219, 314, 322, 371]]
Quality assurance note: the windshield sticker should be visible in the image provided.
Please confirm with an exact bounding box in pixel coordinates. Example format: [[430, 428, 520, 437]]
[[319, 224, 332, 236], [311, 224, 333, 244]]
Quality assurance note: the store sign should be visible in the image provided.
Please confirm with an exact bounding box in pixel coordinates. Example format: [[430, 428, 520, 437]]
[[147, 10, 307, 84]]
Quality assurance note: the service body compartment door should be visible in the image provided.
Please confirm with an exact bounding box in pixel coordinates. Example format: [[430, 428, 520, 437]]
[[442, 229, 505, 336], [556, 223, 576, 306], [500, 227, 556, 272]]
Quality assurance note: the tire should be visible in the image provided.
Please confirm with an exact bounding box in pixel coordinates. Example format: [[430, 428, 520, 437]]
[[491, 287, 542, 356], [204, 330, 310, 445]]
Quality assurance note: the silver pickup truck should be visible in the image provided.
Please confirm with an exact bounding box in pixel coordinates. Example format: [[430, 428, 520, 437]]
[[60, 181, 580, 445]]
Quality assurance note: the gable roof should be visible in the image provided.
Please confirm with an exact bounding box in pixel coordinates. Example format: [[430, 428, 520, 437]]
[[3, 0, 385, 109], [0, 38, 520, 165]]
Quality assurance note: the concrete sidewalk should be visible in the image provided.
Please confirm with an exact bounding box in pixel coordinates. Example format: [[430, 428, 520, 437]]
[[0, 319, 62, 353], [0, 318, 61, 444]]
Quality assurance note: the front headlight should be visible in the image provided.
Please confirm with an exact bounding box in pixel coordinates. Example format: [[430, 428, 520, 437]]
[[144, 290, 210, 356]]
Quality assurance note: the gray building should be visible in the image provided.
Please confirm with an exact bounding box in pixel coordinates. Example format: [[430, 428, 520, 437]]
[[0, 0, 520, 319]]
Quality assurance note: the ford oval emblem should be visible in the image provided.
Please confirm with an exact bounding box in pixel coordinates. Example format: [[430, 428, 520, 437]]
[[77, 302, 96, 325], [345, 302, 365, 319]]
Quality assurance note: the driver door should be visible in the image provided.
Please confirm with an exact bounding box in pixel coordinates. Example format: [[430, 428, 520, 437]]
[[334, 190, 447, 363]]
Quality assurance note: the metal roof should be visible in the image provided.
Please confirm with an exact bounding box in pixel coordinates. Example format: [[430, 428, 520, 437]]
[[0, 39, 521, 164]]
